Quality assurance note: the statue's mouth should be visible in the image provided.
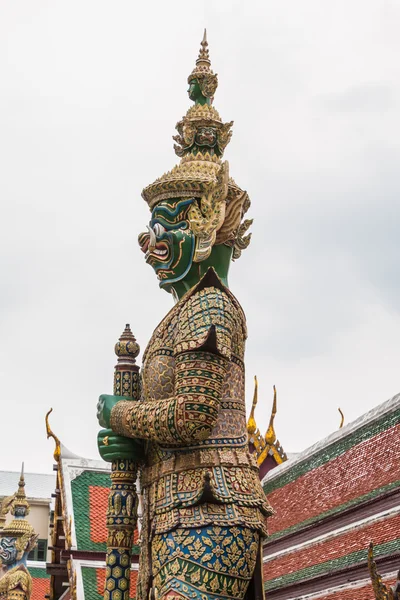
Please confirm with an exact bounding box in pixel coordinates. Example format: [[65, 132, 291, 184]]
[[146, 241, 170, 263], [138, 232, 170, 264]]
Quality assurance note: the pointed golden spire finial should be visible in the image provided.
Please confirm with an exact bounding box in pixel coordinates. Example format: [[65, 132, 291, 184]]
[[197, 29, 211, 66], [338, 407, 345, 429], [46, 408, 61, 463], [9, 462, 30, 518], [187, 30, 218, 99], [265, 386, 277, 445], [247, 376, 258, 435], [17, 462, 25, 497]]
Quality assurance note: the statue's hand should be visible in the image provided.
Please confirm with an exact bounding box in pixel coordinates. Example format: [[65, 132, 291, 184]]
[[97, 429, 144, 463], [97, 394, 128, 428]]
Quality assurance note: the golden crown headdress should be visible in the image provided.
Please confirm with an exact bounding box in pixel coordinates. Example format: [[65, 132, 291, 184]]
[[141, 31, 252, 262]]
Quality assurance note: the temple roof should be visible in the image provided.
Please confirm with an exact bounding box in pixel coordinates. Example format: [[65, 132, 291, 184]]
[[262, 392, 400, 598], [55, 453, 140, 554]]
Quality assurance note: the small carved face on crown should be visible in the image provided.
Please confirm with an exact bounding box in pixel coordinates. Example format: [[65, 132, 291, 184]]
[[0, 537, 18, 566], [138, 198, 196, 292], [195, 127, 217, 149], [13, 506, 27, 519]]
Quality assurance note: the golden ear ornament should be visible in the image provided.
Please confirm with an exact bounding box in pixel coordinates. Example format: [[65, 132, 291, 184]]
[[232, 218, 253, 260], [188, 162, 229, 262]]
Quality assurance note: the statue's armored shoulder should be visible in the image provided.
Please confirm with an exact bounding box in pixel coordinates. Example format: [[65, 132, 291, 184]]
[[0, 565, 32, 600], [175, 267, 246, 360]]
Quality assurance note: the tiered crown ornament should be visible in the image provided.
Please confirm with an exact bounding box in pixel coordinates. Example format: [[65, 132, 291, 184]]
[[140, 30, 252, 275]]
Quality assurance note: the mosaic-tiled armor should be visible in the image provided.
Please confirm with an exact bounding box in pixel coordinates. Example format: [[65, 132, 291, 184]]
[[110, 270, 272, 599], [97, 31, 272, 600]]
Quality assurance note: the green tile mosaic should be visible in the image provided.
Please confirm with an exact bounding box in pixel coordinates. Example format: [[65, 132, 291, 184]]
[[27, 567, 50, 579], [82, 566, 103, 600], [71, 470, 110, 552], [71, 470, 140, 554]]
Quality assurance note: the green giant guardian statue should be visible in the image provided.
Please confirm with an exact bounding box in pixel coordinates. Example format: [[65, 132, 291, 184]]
[[97, 31, 272, 600]]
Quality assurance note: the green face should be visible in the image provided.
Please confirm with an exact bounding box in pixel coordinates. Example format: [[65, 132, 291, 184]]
[[187, 79, 208, 105], [138, 198, 196, 292]]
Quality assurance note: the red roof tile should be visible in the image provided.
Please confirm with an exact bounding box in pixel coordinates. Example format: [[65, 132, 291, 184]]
[[31, 577, 51, 600]]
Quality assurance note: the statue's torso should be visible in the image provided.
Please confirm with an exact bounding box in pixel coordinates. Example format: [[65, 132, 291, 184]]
[[139, 282, 271, 536]]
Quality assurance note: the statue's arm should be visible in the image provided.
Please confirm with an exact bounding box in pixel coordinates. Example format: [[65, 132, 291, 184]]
[[106, 286, 239, 446], [109, 348, 227, 445]]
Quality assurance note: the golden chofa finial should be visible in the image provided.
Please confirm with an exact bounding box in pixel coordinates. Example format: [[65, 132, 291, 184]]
[[265, 386, 277, 445], [247, 376, 258, 436], [45, 408, 61, 463], [338, 407, 345, 429]]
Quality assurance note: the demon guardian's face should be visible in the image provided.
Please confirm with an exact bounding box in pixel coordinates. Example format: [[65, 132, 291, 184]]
[[138, 198, 196, 292], [0, 538, 17, 566]]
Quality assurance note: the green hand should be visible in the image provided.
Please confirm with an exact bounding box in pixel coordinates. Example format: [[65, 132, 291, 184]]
[[97, 428, 144, 463], [97, 394, 128, 428]]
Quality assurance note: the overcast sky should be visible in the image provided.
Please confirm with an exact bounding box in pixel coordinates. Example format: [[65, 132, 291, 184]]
[[1, 1, 399, 475]]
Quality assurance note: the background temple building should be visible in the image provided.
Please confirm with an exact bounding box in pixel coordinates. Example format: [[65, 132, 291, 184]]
[[262, 393, 400, 599], [41, 391, 400, 600]]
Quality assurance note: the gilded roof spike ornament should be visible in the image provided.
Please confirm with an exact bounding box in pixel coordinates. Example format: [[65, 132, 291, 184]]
[[338, 407, 345, 429], [265, 385, 277, 445], [368, 542, 400, 599], [247, 382, 287, 467], [247, 376, 259, 435], [45, 408, 61, 463]]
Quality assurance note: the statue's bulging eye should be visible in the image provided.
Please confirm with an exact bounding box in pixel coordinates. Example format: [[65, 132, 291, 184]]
[[153, 223, 166, 237]]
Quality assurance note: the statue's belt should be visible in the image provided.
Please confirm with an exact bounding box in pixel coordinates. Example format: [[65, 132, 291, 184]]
[[141, 445, 259, 487]]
